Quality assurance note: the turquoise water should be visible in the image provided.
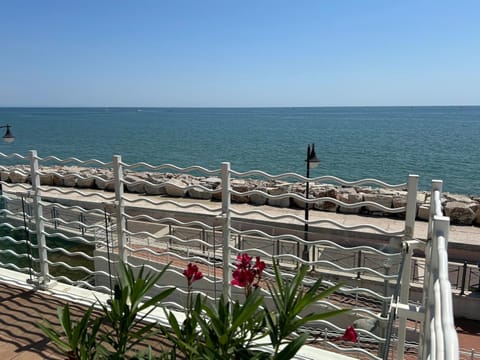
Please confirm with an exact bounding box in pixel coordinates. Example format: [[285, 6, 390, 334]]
[[1, 106, 479, 195]]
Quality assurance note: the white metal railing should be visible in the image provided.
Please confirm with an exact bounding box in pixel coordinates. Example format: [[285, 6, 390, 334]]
[[420, 180, 459, 360], [0, 150, 428, 359]]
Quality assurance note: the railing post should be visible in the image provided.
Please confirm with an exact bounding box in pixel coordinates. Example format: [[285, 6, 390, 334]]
[[113, 155, 127, 264], [460, 261, 468, 296], [221, 162, 231, 301], [29, 150, 50, 288], [356, 250, 362, 279], [419, 180, 443, 358], [405, 174, 419, 239], [396, 241, 414, 360], [428, 180, 443, 240]]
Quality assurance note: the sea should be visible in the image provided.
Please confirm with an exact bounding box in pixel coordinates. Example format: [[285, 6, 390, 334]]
[[0, 106, 479, 195]]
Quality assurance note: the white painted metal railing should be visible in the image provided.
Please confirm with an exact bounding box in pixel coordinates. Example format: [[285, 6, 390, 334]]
[[0, 150, 429, 359], [421, 180, 459, 360]]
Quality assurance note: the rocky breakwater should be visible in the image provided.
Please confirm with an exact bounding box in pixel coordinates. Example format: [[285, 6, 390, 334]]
[[2, 165, 480, 227]]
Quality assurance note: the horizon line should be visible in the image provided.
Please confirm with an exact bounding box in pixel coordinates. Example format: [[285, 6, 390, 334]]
[[1, 104, 479, 109]]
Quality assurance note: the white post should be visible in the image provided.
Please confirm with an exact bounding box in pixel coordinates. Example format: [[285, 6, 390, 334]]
[[420, 236, 433, 359], [30, 150, 49, 288], [405, 174, 418, 239], [113, 155, 127, 264], [420, 180, 444, 358], [428, 180, 443, 240], [396, 241, 414, 360], [221, 162, 231, 301]]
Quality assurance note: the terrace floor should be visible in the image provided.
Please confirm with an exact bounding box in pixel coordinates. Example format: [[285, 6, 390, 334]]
[[1, 277, 479, 360]]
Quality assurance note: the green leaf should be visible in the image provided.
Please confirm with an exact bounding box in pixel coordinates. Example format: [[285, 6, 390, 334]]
[[231, 291, 264, 329], [58, 303, 73, 341], [37, 321, 71, 353], [274, 334, 308, 360]]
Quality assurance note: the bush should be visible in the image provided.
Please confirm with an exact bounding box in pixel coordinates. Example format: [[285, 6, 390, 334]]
[[39, 256, 348, 359]]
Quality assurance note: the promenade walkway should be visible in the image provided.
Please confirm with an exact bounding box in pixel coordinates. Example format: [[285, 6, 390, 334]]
[[28, 185, 480, 256]]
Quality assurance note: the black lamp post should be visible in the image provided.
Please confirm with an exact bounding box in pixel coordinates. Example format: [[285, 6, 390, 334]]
[[303, 143, 320, 260], [0, 124, 14, 209], [1, 125, 15, 143]]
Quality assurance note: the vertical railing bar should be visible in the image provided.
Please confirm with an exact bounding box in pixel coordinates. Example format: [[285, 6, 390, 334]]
[[104, 205, 113, 296], [221, 162, 231, 301], [113, 155, 127, 264], [405, 174, 419, 239], [436, 216, 459, 360], [460, 261, 467, 295], [396, 241, 414, 360], [428, 180, 443, 240], [383, 247, 407, 360], [21, 194, 34, 283], [30, 150, 49, 288], [420, 180, 446, 359]]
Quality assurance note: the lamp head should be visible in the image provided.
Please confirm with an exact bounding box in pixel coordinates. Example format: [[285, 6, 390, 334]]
[[306, 143, 320, 168], [2, 125, 15, 144]]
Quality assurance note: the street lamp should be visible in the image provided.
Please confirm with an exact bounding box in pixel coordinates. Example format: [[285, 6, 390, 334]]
[[1, 125, 15, 143], [0, 124, 14, 210], [303, 143, 320, 260]]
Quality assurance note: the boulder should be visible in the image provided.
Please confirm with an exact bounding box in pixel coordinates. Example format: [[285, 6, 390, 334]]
[[290, 184, 306, 208], [231, 179, 252, 203], [9, 170, 28, 184], [306, 185, 338, 212], [363, 193, 393, 213], [417, 204, 430, 221], [52, 173, 64, 187], [203, 177, 221, 189], [95, 175, 114, 191], [188, 186, 212, 200], [63, 174, 77, 187], [391, 190, 408, 207], [474, 208, 480, 226], [338, 188, 363, 214], [164, 179, 187, 197], [40, 173, 53, 186], [77, 176, 96, 188], [249, 187, 267, 206], [444, 201, 476, 225], [125, 175, 146, 194], [144, 175, 167, 195], [444, 193, 474, 203], [267, 186, 290, 208], [417, 192, 428, 204]]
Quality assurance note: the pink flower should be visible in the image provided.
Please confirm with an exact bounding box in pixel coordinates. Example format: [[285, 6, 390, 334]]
[[231, 254, 266, 294], [183, 263, 203, 286], [340, 326, 358, 343], [254, 256, 265, 274]]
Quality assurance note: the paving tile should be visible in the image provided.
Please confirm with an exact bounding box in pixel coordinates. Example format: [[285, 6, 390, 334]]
[[1, 276, 480, 359]]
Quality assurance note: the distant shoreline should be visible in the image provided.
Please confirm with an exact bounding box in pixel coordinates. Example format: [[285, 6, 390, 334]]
[[1, 105, 480, 109]]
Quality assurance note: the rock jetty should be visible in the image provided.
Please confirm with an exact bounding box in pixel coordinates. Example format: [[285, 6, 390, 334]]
[[2, 165, 480, 227]]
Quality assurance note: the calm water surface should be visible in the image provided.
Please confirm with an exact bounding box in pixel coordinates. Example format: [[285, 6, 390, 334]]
[[0, 106, 479, 195]]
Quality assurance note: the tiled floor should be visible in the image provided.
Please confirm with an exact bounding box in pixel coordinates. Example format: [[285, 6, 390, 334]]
[[0, 280, 181, 359], [0, 283, 66, 359], [1, 281, 479, 359]]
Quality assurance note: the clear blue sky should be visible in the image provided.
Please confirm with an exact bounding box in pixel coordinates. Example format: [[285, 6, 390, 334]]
[[1, 1, 479, 107]]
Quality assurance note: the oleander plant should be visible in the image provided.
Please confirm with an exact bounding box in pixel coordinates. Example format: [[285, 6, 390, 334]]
[[38, 255, 349, 360]]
